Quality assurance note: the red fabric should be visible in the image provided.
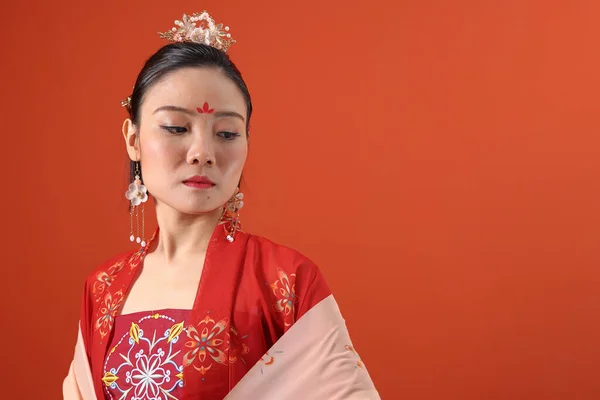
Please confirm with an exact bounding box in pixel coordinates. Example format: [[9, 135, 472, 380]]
[[103, 309, 191, 399], [79, 225, 331, 399]]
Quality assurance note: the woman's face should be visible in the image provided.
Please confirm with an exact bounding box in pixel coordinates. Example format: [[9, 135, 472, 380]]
[[123, 67, 248, 215]]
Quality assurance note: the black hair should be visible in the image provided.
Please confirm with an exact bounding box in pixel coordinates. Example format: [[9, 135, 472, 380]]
[[125, 42, 252, 183]]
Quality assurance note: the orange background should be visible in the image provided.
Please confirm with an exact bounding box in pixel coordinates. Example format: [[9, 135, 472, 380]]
[[1, 1, 599, 399]]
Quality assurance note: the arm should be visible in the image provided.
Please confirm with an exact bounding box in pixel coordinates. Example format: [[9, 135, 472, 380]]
[[62, 361, 83, 400], [63, 324, 97, 400], [227, 249, 379, 399]]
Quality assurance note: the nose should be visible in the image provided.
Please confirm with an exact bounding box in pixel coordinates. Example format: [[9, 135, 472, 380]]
[[186, 131, 215, 166]]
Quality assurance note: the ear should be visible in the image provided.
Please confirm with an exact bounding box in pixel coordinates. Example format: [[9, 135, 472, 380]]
[[122, 118, 140, 161]]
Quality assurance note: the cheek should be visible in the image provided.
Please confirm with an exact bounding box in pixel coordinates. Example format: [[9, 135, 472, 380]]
[[140, 136, 179, 170], [223, 144, 248, 173]]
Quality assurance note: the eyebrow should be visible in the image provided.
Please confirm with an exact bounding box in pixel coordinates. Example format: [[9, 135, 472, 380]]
[[153, 105, 195, 116], [214, 110, 246, 122], [153, 105, 245, 122]]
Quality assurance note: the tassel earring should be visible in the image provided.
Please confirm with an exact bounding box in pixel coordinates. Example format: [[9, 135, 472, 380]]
[[125, 162, 148, 247], [222, 189, 244, 242]]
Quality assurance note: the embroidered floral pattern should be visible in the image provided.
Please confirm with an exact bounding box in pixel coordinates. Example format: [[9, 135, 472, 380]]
[[258, 350, 284, 375], [103, 312, 187, 400], [92, 260, 126, 302], [228, 326, 250, 364], [129, 249, 145, 271], [184, 315, 229, 375], [183, 314, 249, 378], [95, 289, 124, 339], [269, 268, 298, 327], [345, 345, 364, 369], [92, 251, 147, 337], [131, 350, 170, 398]]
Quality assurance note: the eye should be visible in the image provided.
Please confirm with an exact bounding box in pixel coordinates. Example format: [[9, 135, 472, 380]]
[[217, 131, 241, 140], [160, 126, 187, 135]]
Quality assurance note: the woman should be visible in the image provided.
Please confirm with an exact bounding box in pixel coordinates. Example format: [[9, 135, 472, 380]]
[[63, 10, 379, 400]]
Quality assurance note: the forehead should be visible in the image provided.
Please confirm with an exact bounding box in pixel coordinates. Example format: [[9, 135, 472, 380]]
[[141, 67, 246, 114]]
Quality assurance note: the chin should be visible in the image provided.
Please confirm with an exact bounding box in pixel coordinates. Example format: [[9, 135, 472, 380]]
[[155, 191, 228, 216], [175, 201, 225, 216]]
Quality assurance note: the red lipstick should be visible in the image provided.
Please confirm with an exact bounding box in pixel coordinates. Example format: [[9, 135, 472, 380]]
[[183, 175, 215, 189]]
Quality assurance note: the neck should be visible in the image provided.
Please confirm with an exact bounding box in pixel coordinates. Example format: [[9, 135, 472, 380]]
[[152, 202, 224, 263]]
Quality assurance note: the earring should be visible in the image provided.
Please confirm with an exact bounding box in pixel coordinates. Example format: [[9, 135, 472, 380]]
[[125, 162, 148, 247], [222, 189, 244, 242]]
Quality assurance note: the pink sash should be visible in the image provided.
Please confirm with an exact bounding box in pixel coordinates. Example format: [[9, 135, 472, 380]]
[[65, 295, 379, 399], [63, 325, 97, 400]]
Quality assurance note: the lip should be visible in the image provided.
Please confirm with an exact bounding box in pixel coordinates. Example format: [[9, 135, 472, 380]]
[[183, 175, 215, 188]]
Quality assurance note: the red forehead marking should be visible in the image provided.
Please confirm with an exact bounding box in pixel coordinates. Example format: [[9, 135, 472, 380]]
[[197, 102, 214, 114]]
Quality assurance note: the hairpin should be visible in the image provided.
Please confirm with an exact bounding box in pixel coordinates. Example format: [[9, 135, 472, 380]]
[[158, 10, 235, 52]]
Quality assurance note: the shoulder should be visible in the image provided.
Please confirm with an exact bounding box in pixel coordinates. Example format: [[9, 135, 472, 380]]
[[84, 250, 137, 282], [245, 233, 320, 275], [82, 250, 138, 301], [245, 233, 331, 317], [246, 233, 314, 263], [78, 250, 138, 342]]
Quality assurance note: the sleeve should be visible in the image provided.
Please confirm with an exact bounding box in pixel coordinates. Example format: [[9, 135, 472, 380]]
[[63, 279, 93, 400], [62, 361, 83, 400], [79, 277, 94, 360], [256, 238, 332, 337], [228, 252, 380, 399], [294, 257, 332, 320]]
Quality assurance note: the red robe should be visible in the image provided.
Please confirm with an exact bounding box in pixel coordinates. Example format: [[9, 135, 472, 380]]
[[79, 225, 331, 399]]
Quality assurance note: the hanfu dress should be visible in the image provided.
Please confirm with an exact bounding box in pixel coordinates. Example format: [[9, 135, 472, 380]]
[[63, 225, 380, 399]]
